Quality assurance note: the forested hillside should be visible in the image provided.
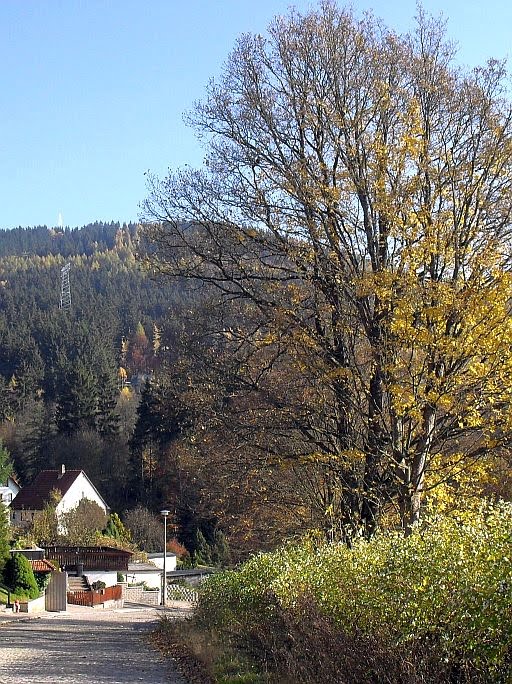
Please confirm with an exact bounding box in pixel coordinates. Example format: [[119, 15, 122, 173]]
[[0, 222, 303, 559], [0, 224, 187, 530], [2, 212, 511, 564]]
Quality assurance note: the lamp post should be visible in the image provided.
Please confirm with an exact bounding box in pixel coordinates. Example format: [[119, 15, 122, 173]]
[[160, 509, 170, 606]]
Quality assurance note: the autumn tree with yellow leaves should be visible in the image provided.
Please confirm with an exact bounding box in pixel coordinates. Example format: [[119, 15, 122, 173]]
[[142, 2, 512, 539]]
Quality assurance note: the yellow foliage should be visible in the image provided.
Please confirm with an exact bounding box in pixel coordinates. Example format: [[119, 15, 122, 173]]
[[425, 454, 498, 517]]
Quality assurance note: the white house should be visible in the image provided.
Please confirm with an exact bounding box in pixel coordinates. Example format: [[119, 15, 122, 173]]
[[0, 476, 20, 509], [10, 464, 108, 527]]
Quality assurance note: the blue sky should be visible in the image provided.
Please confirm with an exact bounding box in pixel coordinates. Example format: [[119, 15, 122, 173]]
[[1, 0, 511, 230]]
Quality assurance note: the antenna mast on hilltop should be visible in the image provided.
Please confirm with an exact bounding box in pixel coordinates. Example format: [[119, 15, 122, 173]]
[[59, 263, 71, 311]]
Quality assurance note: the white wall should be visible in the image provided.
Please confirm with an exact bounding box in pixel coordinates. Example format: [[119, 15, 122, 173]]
[[126, 570, 162, 590], [85, 571, 118, 588], [56, 473, 108, 515], [0, 487, 13, 506], [146, 553, 177, 571]]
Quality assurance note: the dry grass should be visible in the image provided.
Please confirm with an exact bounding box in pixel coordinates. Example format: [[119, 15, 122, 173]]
[[151, 615, 272, 683], [150, 615, 215, 684]]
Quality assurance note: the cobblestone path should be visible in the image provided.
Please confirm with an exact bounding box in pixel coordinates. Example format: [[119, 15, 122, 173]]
[[0, 604, 189, 684]]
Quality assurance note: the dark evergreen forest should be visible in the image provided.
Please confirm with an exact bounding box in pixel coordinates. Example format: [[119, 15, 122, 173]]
[[0, 224, 188, 521]]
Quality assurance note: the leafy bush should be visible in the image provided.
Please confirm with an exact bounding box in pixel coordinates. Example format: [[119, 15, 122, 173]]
[[34, 572, 51, 593], [195, 502, 512, 682], [0, 502, 11, 573], [60, 499, 108, 545], [240, 594, 469, 684], [3, 553, 39, 599], [166, 537, 189, 559]]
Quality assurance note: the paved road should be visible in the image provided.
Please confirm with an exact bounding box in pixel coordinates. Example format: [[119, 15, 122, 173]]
[[0, 603, 190, 684]]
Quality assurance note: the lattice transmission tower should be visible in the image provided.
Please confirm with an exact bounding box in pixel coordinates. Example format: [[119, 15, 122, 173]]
[[59, 263, 71, 311]]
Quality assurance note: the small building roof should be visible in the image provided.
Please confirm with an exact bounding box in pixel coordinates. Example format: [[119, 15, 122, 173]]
[[11, 468, 82, 510], [127, 562, 160, 573], [10, 547, 45, 560], [147, 552, 177, 560], [29, 559, 55, 573], [168, 568, 216, 577], [11, 466, 107, 511]]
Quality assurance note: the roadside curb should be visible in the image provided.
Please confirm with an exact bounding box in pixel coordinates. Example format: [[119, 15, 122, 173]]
[[0, 614, 42, 626]]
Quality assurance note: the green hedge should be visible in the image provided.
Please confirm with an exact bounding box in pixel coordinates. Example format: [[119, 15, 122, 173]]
[[2, 553, 40, 600]]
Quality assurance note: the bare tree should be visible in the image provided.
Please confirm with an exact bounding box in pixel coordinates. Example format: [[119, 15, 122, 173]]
[[142, 2, 512, 537]]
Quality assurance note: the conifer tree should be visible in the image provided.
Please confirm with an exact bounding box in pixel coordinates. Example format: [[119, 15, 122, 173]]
[[55, 364, 97, 435], [0, 438, 13, 484], [0, 503, 11, 574], [129, 377, 189, 504], [3, 552, 39, 599], [103, 512, 131, 543], [20, 399, 56, 480], [96, 370, 121, 437], [193, 529, 212, 566]]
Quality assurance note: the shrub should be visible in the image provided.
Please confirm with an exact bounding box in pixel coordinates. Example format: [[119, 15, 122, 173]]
[[60, 499, 108, 545], [167, 537, 189, 558], [91, 580, 106, 591], [194, 502, 512, 682], [243, 594, 474, 684], [34, 572, 51, 593], [3, 553, 39, 600]]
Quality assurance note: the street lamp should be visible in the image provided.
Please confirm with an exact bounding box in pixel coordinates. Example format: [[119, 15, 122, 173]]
[[160, 509, 170, 606]]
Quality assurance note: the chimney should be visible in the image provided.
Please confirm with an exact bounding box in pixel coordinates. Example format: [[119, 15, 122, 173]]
[[58, 464, 65, 479]]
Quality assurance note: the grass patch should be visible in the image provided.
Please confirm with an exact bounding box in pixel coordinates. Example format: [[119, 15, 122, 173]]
[[1, 586, 41, 605], [151, 614, 272, 684]]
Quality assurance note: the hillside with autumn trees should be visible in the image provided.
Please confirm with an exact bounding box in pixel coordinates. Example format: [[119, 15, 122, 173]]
[[2, 167, 512, 564], [0, 221, 314, 559]]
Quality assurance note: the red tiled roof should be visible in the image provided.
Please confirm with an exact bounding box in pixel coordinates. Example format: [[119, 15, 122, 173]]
[[11, 470, 82, 510], [30, 559, 55, 573]]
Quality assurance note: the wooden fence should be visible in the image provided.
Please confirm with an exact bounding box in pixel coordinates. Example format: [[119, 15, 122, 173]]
[[45, 546, 132, 571], [67, 584, 122, 607]]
